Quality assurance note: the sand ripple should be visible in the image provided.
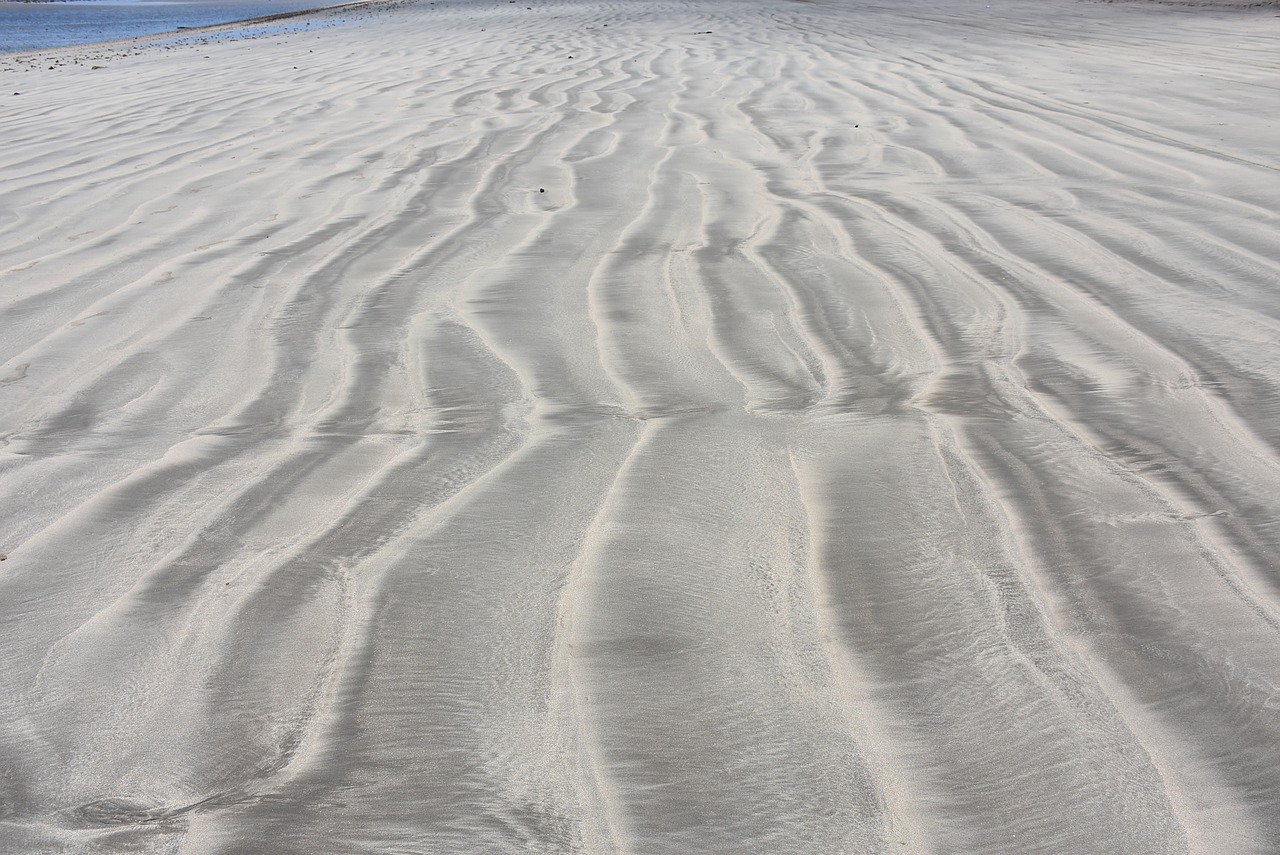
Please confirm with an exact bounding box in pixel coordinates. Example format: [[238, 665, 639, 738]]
[[2, 0, 1280, 851]]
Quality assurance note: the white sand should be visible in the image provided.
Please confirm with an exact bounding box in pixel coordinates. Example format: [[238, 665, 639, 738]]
[[2, 0, 1280, 851]]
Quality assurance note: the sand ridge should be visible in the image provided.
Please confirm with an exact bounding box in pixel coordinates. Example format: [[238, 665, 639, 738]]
[[1, 0, 1279, 852]]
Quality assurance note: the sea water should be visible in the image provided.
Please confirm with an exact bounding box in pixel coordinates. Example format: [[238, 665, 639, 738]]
[[0, 0, 328, 54]]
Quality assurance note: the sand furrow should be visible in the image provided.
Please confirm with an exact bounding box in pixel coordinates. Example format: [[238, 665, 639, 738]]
[[569, 414, 894, 854]]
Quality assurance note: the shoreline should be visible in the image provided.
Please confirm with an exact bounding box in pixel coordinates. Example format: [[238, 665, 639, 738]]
[[0, 0, 397, 59]]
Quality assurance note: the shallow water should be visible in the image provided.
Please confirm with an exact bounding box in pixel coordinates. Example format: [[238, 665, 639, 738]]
[[0, 0, 326, 53]]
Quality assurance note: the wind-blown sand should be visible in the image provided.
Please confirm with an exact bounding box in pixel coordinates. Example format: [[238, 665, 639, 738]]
[[2, 0, 1279, 851]]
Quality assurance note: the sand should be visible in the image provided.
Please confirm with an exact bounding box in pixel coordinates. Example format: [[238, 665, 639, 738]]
[[1, 0, 1279, 851]]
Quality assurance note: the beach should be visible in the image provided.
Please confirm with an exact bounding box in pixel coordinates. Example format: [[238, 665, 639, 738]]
[[2, 0, 1279, 851]]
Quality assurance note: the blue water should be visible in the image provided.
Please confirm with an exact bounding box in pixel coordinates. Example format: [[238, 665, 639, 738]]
[[0, 0, 328, 54]]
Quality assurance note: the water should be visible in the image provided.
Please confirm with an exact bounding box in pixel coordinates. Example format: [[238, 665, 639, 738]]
[[0, 0, 329, 54]]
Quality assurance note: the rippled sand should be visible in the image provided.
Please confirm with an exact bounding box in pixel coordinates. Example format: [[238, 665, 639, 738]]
[[2, 0, 1279, 851]]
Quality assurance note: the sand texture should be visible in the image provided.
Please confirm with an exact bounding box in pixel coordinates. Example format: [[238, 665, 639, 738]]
[[2, 0, 1279, 851]]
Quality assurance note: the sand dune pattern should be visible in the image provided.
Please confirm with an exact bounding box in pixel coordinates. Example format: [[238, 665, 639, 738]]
[[2, 0, 1280, 851]]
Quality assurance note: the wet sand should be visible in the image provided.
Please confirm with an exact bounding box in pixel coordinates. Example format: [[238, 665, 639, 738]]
[[2, 0, 1279, 851]]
